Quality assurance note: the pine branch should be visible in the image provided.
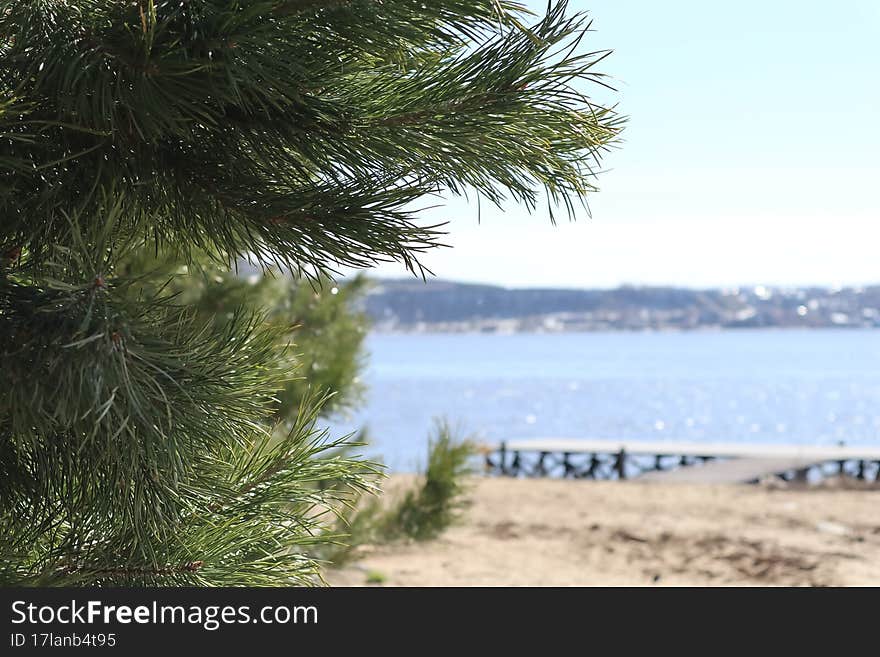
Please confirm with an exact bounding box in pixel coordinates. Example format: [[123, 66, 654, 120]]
[[57, 561, 205, 578], [0, 0, 620, 272]]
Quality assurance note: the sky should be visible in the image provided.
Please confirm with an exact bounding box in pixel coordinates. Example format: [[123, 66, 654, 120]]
[[364, 0, 880, 289]]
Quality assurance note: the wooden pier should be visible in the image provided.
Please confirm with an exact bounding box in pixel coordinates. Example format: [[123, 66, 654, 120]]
[[484, 439, 880, 484]]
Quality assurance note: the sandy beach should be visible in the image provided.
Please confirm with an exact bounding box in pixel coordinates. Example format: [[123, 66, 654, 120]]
[[326, 476, 880, 586]]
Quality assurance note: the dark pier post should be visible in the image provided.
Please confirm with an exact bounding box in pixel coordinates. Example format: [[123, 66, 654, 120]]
[[511, 451, 521, 476], [536, 451, 548, 477], [498, 442, 507, 476], [587, 454, 600, 479], [615, 448, 627, 480]]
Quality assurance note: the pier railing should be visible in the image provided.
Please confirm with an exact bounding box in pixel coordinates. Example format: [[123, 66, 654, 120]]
[[484, 439, 880, 484]]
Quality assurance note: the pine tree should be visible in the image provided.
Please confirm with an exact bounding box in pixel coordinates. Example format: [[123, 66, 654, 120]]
[[120, 246, 371, 422], [0, 1, 622, 585], [193, 270, 371, 422]]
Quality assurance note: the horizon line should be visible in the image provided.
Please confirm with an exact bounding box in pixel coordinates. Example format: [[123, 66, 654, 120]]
[[356, 274, 880, 293]]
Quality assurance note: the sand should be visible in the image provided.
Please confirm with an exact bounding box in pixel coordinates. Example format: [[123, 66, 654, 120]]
[[325, 476, 880, 586]]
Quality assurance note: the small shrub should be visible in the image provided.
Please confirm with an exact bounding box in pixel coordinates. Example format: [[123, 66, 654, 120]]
[[365, 570, 387, 585], [321, 420, 476, 566], [383, 421, 475, 541]]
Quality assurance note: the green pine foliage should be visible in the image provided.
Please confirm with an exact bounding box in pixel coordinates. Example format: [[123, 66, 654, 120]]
[[120, 246, 370, 421], [0, 1, 621, 586], [204, 272, 371, 422]]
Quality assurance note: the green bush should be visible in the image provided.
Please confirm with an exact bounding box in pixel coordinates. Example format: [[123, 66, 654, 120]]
[[322, 421, 476, 566], [387, 421, 476, 541]]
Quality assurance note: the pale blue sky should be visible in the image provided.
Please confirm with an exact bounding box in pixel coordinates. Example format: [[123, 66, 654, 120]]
[[368, 0, 880, 289]]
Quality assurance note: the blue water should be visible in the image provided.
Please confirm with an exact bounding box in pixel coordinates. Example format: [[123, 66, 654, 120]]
[[324, 329, 880, 472]]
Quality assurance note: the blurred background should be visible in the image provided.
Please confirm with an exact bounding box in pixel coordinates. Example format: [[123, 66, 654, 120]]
[[322, 0, 880, 471]]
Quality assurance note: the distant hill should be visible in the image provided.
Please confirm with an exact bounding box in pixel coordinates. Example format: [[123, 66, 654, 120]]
[[358, 278, 880, 332]]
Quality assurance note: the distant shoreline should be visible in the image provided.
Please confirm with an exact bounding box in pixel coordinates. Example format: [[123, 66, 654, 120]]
[[359, 278, 880, 333], [368, 324, 878, 336]]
